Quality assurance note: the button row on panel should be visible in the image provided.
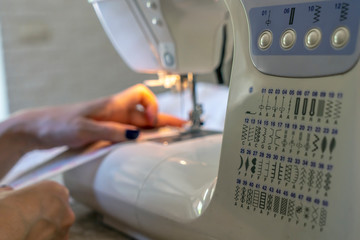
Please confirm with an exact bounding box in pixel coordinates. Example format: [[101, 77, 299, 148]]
[[258, 27, 350, 51]]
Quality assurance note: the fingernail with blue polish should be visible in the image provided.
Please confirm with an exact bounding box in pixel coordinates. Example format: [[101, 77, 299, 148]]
[[125, 129, 140, 140]]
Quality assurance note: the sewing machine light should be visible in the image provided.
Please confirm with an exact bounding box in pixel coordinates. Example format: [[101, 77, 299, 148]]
[[179, 160, 187, 166], [143, 72, 195, 93], [143, 72, 180, 89]]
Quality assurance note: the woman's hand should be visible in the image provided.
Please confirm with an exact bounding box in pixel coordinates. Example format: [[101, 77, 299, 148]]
[[0, 181, 75, 240], [6, 84, 186, 149], [84, 83, 186, 130], [0, 84, 186, 178]]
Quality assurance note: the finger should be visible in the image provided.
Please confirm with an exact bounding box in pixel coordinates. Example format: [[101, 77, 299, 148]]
[[61, 207, 75, 230], [156, 113, 188, 127], [85, 84, 159, 126], [82, 119, 140, 143], [121, 84, 158, 125], [124, 110, 188, 128], [124, 109, 155, 128], [131, 84, 158, 110], [38, 181, 70, 202]]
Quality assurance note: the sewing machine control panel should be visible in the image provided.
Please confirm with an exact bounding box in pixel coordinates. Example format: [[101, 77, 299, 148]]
[[244, 0, 360, 77], [224, 3, 360, 235]]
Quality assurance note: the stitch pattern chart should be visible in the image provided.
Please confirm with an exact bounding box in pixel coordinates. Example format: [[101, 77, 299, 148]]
[[234, 88, 343, 232]]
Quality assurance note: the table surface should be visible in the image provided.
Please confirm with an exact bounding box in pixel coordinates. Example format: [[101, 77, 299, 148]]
[[69, 201, 135, 240]]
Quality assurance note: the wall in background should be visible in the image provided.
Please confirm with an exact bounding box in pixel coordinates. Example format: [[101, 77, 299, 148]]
[[0, 0, 218, 114], [0, 0, 150, 113], [0, 24, 8, 121]]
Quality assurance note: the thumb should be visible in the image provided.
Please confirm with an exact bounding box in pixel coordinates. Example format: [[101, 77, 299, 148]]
[[84, 119, 140, 143]]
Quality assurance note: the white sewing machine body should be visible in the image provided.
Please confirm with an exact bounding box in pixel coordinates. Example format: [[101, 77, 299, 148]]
[[89, 0, 230, 74], [64, 0, 360, 239]]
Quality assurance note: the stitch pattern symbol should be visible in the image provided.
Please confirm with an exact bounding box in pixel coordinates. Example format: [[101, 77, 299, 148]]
[[234, 186, 240, 203], [291, 165, 299, 184], [254, 126, 261, 143], [282, 130, 288, 148], [340, 2, 349, 21], [257, 159, 264, 177], [288, 97, 292, 114], [242, 124, 249, 141], [246, 189, 253, 205], [262, 127, 268, 144], [308, 169, 315, 189], [287, 200, 295, 217], [333, 100, 342, 120], [253, 190, 260, 207], [251, 158, 257, 174], [329, 138, 336, 154], [248, 127, 255, 142], [321, 137, 327, 154], [299, 167, 307, 187], [312, 134, 320, 152], [304, 133, 311, 151], [263, 161, 270, 178], [294, 97, 301, 115], [245, 157, 250, 172], [265, 96, 271, 111], [275, 129, 281, 146], [311, 207, 319, 224], [284, 165, 292, 183], [302, 98, 308, 116], [316, 99, 325, 117], [266, 194, 273, 211], [325, 100, 333, 119], [295, 203, 303, 220], [316, 171, 323, 190], [324, 173, 332, 191], [269, 128, 275, 145], [304, 207, 310, 220], [319, 208, 327, 227], [278, 163, 284, 181], [313, 5, 321, 23], [279, 96, 286, 114], [271, 163, 277, 180], [238, 156, 244, 173], [280, 198, 288, 216], [310, 99, 316, 116], [273, 96, 278, 113], [259, 95, 265, 110], [259, 192, 267, 209], [296, 132, 303, 150], [240, 187, 246, 204], [273, 196, 280, 213]]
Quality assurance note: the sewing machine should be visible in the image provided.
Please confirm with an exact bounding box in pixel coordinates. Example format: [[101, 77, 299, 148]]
[[64, 0, 360, 239]]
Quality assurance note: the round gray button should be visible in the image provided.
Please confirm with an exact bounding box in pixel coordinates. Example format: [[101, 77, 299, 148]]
[[151, 18, 162, 26], [281, 29, 296, 50], [258, 30, 273, 50], [305, 28, 322, 49], [332, 27, 350, 49], [146, 1, 157, 9], [164, 52, 174, 66]]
